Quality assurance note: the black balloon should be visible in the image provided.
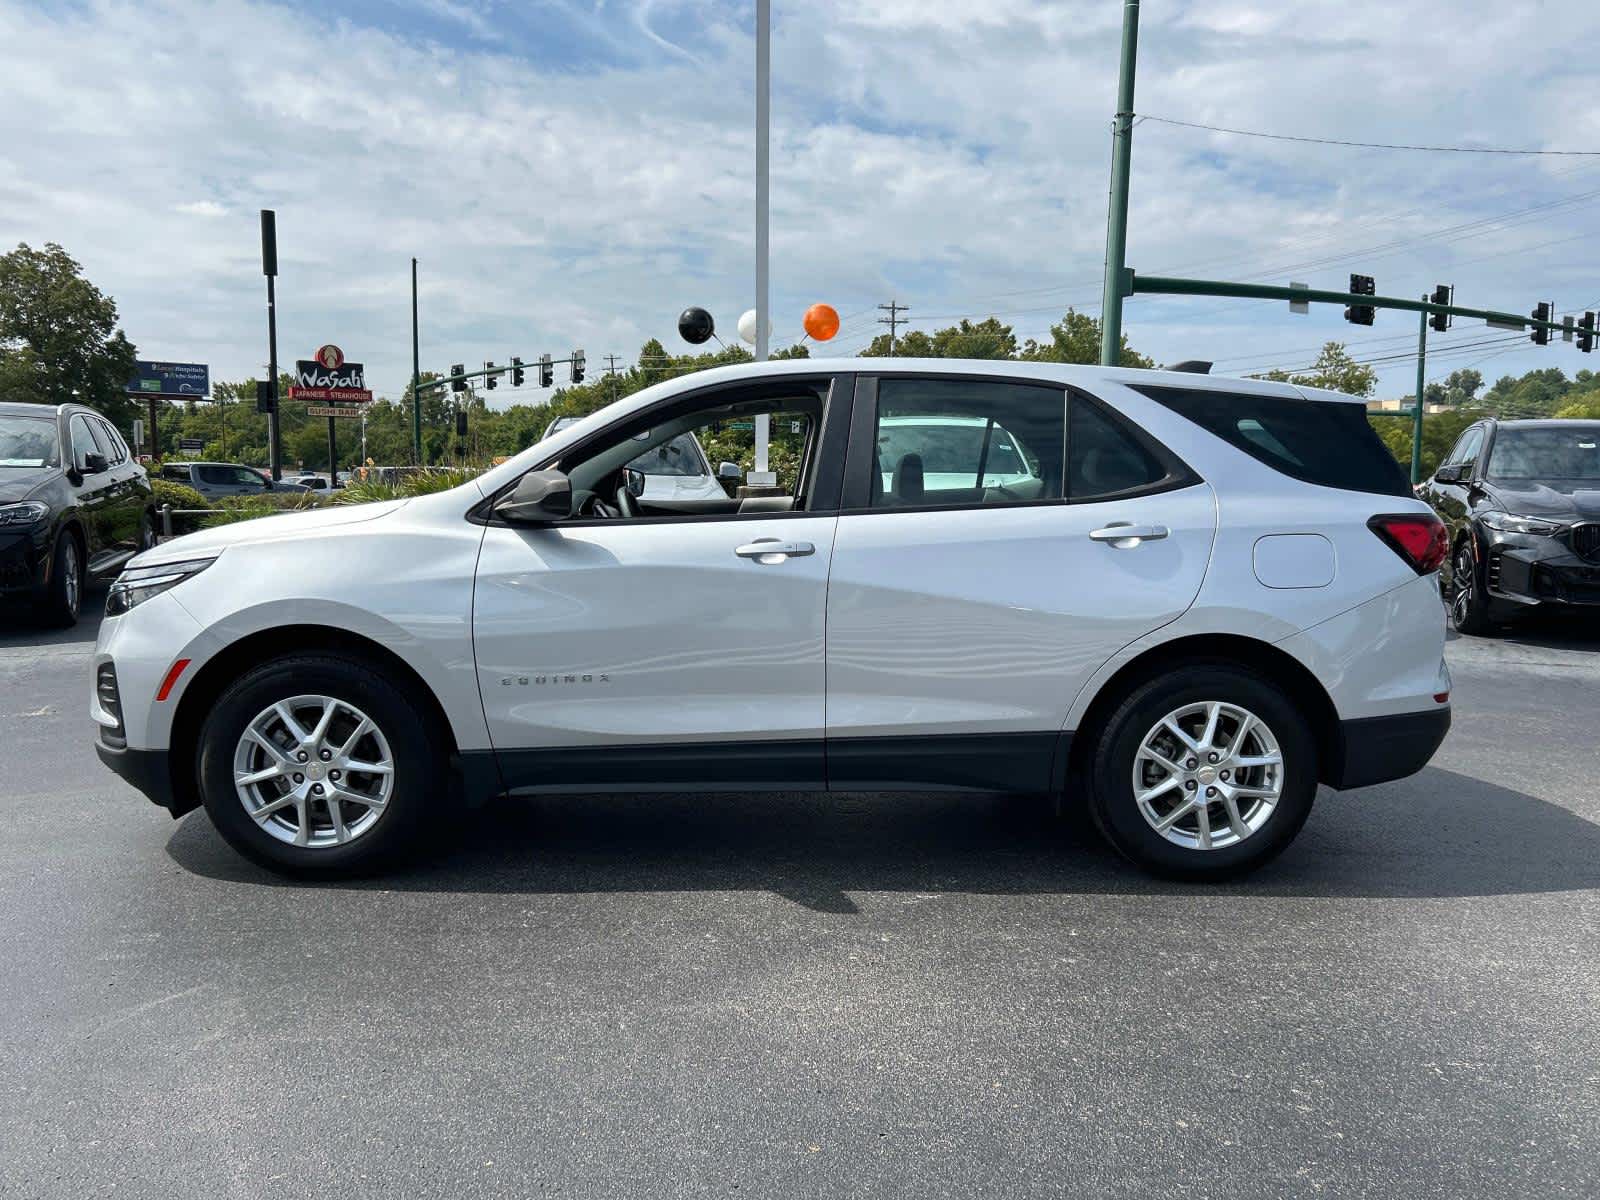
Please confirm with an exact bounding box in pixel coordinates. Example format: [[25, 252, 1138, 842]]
[[678, 306, 715, 345]]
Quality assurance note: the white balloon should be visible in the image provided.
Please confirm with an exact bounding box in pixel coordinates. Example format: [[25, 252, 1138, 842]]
[[737, 308, 771, 346]]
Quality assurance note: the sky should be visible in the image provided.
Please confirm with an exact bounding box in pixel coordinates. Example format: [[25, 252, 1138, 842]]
[[3, 0, 1599, 406]]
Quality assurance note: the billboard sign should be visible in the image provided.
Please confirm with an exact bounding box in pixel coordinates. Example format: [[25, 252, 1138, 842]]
[[127, 361, 210, 397], [289, 344, 372, 403]]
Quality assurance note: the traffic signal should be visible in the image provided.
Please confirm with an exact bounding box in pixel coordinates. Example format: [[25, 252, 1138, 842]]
[[511, 356, 525, 387], [1430, 284, 1453, 333], [1344, 274, 1375, 326], [571, 349, 585, 384], [1530, 302, 1552, 346], [484, 361, 497, 390], [1579, 311, 1596, 354], [450, 364, 466, 394], [255, 380, 276, 414], [456, 410, 468, 437], [539, 353, 553, 387]]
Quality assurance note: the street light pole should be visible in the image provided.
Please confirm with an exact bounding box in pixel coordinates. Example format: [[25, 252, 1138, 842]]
[[1098, 0, 1140, 367], [411, 257, 422, 465], [753, 0, 771, 480], [261, 210, 283, 481]]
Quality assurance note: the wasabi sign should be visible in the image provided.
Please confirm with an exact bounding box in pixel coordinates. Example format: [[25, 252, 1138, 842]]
[[289, 344, 372, 404], [126, 361, 210, 397]]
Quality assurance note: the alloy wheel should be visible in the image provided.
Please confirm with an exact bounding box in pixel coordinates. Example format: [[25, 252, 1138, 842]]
[[231, 694, 395, 848], [1451, 546, 1474, 627], [1131, 701, 1284, 850], [62, 541, 80, 616]]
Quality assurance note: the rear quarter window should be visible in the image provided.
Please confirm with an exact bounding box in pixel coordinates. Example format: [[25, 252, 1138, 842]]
[[1133, 385, 1412, 498]]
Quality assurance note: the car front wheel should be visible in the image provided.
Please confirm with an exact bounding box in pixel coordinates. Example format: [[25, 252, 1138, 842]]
[[1087, 665, 1318, 880], [40, 527, 82, 627], [197, 653, 447, 877]]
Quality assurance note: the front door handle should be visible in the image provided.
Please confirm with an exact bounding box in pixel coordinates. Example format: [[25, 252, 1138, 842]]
[[1089, 523, 1169, 547], [735, 538, 815, 562]]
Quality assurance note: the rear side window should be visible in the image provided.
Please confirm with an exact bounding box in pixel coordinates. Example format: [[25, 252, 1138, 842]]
[[1134, 385, 1411, 498], [1068, 397, 1172, 500]]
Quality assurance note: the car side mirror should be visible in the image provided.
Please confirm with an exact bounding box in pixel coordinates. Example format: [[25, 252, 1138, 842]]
[[1433, 464, 1463, 484], [81, 451, 109, 476], [718, 461, 741, 481], [624, 467, 646, 498], [496, 469, 572, 523]]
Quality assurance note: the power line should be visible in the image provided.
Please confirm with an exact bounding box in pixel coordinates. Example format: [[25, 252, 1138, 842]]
[[1138, 115, 1600, 156]]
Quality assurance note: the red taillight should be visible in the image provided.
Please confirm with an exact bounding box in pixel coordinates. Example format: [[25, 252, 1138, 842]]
[[1368, 513, 1448, 575]]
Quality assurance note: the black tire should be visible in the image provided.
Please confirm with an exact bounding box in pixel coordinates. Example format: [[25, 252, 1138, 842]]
[[1449, 540, 1495, 637], [1086, 664, 1318, 881], [39, 527, 82, 628], [197, 653, 448, 878], [137, 509, 157, 553]]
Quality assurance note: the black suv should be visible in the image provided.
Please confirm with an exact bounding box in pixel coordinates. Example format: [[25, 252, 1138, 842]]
[[0, 402, 156, 626], [1423, 417, 1600, 634]]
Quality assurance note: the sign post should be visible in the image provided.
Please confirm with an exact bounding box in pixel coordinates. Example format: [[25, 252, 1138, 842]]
[[261, 210, 282, 481], [289, 345, 372, 483]]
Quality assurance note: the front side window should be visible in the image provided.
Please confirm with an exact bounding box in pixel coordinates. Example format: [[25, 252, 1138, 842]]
[[867, 379, 1062, 508], [0, 413, 60, 468], [1450, 428, 1484, 470], [553, 383, 827, 521], [70, 415, 106, 464]]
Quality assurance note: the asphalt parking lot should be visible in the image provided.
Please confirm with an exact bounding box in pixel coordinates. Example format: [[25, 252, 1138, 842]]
[[2, 595, 1598, 1199]]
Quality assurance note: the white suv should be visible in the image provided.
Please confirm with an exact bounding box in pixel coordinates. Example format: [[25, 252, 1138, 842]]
[[92, 360, 1451, 880]]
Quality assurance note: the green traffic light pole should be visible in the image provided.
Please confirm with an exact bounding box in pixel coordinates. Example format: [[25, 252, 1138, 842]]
[[1115, 270, 1581, 483], [412, 355, 581, 398], [1098, 0, 1141, 367], [411, 257, 421, 466]]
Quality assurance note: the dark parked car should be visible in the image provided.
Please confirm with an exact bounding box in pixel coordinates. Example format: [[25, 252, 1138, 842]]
[[158, 461, 309, 498], [1422, 417, 1600, 634], [0, 401, 156, 625]]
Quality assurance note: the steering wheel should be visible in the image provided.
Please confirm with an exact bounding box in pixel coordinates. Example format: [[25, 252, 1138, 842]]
[[615, 484, 638, 519]]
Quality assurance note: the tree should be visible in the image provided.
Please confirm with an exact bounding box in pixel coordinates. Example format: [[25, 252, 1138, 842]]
[[1258, 342, 1377, 397], [1020, 309, 1152, 368], [1423, 368, 1483, 409], [0, 242, 139, 430]]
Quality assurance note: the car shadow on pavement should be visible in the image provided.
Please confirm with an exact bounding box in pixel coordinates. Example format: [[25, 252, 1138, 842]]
[[0, 586, 105, 649], [165, 765, 1600, 911]]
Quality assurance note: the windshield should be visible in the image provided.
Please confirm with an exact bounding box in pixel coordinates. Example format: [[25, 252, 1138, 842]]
[[628, 431, 707, 478], [1486, 427, 1600, 481], [0, 413, 61, 468]]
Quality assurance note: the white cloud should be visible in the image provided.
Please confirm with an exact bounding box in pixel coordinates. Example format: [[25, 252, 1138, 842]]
[[1, 0, 1597, 403], [175, 200, 228, 218]]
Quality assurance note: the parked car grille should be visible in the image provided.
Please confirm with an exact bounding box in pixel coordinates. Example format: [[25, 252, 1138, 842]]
[[96, 663, 126, 748], [1572, 523, 1600, 563]]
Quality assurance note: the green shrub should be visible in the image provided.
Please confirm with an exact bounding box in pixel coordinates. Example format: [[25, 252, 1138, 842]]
[[149, 478, 210, 534]]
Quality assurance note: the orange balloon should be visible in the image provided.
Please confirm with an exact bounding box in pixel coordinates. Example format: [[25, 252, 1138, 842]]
[[803, 303, 840, 341]]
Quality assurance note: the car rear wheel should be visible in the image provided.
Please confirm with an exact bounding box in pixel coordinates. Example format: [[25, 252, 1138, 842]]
[[1449, 541, 1494, 636], [1086, 665, 1317, 880], [40, 527, 82, 627], [198, 653, 447, 878]]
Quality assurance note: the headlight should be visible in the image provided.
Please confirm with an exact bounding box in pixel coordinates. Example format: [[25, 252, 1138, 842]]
[[0, 501, 50, 528], [106, 556, 216, 616], [1480, 511, 1564, 536]]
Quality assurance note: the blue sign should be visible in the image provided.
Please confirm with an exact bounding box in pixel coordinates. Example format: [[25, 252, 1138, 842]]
[[127, 361, 210, 397]]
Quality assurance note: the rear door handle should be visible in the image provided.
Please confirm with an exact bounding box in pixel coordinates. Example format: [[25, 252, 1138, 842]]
[[1089, 523, 1169, 546], [735, 538, 815, 561]]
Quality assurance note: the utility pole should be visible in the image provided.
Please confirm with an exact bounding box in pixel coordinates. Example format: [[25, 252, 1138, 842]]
[[411, 257, 422, 465], [1098, 0, 1141, 366], [261, 210, 283, 480], [604, 353, 621, 403], [753, 0, 772, 483], [878, 300, 909, 356]]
